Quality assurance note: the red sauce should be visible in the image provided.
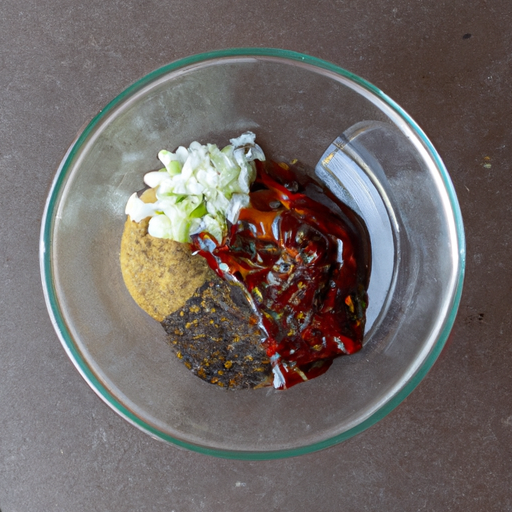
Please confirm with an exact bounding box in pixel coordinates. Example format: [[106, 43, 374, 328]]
[[192, 160, 370, 389]]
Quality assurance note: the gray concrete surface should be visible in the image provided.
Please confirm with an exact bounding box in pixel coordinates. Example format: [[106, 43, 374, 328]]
[[1, 0, 511, 510]]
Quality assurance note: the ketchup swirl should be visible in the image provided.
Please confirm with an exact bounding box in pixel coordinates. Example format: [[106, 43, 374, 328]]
[[192, 160, 370, 389]]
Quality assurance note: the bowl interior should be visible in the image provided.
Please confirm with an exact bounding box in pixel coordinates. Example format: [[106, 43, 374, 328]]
[[42, 50, 464, 458]]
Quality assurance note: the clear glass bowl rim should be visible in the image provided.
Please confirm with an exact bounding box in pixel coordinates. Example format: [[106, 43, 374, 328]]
[[40, 47, 466, 460]]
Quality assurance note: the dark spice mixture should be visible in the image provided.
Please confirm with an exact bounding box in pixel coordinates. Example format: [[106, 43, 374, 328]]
[[161, 275, 272, 389]]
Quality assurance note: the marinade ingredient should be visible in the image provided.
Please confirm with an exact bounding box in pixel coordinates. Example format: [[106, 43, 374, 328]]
[[125, 132, 265, 244], [192, 159, 370, 389], [120, 189, 211, 322], [161, 275, 272, 389]]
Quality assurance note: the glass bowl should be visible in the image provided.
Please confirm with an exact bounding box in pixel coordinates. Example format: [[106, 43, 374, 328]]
[[40, 48, 465, 459]]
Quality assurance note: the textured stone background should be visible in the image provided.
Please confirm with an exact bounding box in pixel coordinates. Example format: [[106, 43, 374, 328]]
[[1, 0, 511, 510]]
